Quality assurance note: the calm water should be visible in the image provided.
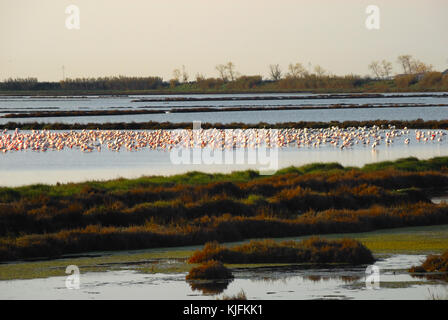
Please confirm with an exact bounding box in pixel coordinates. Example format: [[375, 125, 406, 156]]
[[1, 93, 448, 124], [2, 106, 448, 125], [2, 94, 447, 301], [0, 93, 447, 186], [1, 255, 446, 300], [0, 129, 447, 186], [1, 92, 448, 112]]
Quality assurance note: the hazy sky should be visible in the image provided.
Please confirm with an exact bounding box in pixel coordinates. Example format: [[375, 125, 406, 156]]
[[1, 0, 447, 81]]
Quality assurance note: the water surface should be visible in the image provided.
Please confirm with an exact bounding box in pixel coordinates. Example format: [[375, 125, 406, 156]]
[[1, 129, 446, 186], [1, 255, 446, 300]]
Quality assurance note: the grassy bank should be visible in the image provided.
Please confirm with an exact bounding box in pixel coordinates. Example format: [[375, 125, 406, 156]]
[[1, 157, 448, 262], [0, 76, 447, 96]]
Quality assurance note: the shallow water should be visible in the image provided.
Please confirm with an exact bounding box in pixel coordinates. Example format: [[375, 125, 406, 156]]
[[1, 255, 446, 300], [0, 129, 447, 186], [1, 93, 447, 186], [1, 93, 447, 112], [2, 106, 448, 125], [1, 93, 448, 124]]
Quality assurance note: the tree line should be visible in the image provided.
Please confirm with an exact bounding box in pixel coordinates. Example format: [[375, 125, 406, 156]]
[[1, 54, 447, 92]]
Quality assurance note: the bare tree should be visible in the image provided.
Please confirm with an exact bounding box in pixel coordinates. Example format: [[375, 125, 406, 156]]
[[181, 65, 189, 83], [172, 68, 181, 82], [397, 55, 413, 74], [397, 55, 433, 74], [216, 64, 228, 81], [368, 61, 382, 79], [287, 62, 307, 79], [411, 60, 432, 74], [380, 60, 393, 78], [269, 64, 282, 81], [226, 62, 237, 81]]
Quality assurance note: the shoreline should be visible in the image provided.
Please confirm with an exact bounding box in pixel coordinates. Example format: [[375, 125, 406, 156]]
[[2, 119, 448, 130], [1, 89, 448, 97], [1, 224, 447, 281]]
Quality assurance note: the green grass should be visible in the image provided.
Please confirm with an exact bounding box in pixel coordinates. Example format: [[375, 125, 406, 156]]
[[362, 157, 448, 172], [2, 156, 447, 201], [0, 170, 260, 201], [0, 248, 191, 280], [279, 224, 448, 255]]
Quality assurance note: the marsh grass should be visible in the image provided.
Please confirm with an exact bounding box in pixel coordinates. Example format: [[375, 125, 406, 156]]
[[409, 250, 448, 273], [1, 157, 448, 262], [188, 238, 375, 265], [218, 290, 247, 300], [186, 260, 233, 280], [1, 224, 447, 281]]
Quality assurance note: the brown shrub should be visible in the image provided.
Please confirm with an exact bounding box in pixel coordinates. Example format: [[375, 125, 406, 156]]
[[395, 74, 417, 88], [409, 250, 448, 273], [186, 260, 233, 280], [188, 237, 374, 265]]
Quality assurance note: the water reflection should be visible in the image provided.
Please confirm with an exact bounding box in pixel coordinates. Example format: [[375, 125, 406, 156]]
[[410, 272, 448, 282], [240, 265, 363, 286], [187, 279, 233, 295], [303, 274, 362, 284]]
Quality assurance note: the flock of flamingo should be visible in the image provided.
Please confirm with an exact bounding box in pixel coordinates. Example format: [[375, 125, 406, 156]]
[[0, 126, 445, 153]]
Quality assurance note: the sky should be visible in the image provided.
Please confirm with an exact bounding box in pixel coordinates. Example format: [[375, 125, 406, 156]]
[[1, 0, 448, 81]]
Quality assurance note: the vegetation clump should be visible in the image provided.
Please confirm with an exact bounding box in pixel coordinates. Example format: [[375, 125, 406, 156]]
[[188, 238, 375, 265], [186, 260, 233, 280], [409, 250, 448, 273]]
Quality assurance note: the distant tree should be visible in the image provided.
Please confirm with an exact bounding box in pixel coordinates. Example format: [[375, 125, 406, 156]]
[[195, 73, 206, 82], [397, 55, 433, 75], [287, 63, 308, 79], [397, 55, 413, 74], [411, 60, 432, 74], [368, 61, 382, 79], [314, 65, 326, 77], [380, 60, 393, 78], [172, 68, 181, 82], [369, 60, 393, 79], [226, 62, 237, 81], [172, 66, 189, 83], [216, 64, 228, 82], [181, 65, 189, 83], [269, 64, 282, 81]]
